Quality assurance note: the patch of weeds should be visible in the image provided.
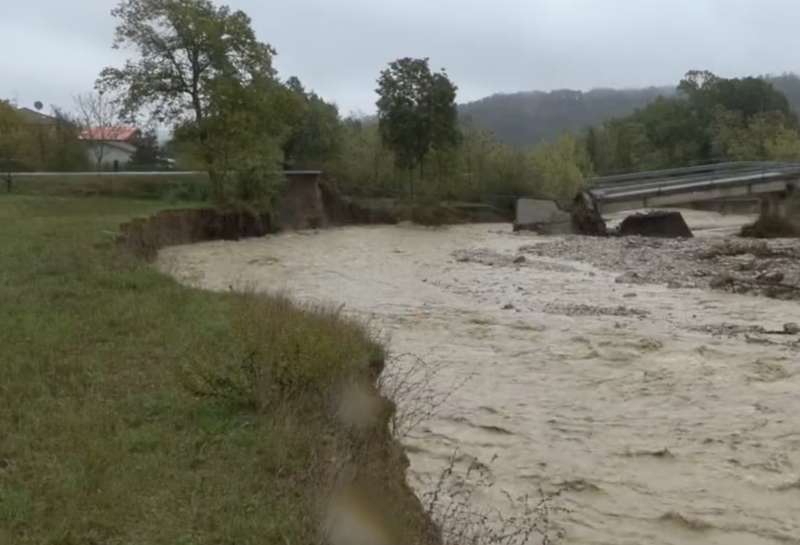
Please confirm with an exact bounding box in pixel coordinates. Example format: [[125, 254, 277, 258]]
[[180, 292, 383, 411], [0, 485, 33, 526]]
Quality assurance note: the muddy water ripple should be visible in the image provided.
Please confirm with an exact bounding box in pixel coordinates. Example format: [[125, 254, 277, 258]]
[[159, 215, 800, 545]]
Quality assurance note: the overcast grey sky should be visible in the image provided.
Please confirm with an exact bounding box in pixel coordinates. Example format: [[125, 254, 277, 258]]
[[2, 0, 798, 117]]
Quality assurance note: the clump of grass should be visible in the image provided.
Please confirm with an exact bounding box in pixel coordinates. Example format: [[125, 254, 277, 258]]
[[9, 173, 211, 202], [181, 293, 385, 411]]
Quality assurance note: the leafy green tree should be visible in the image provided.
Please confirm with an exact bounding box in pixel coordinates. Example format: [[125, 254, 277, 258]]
[[282, 77, 342, 169], [46, 109, 90, 172], [128, 129, 161, 167], [528, 135, 592, 204], [712, 109, 800, 161], [0, 102, 32, 174], [99, 0, 290, 203], [327, 118, 397, 196], [588, 71, 800, 174], [376, 57, 460, 197], [0, 102, 87, 174]]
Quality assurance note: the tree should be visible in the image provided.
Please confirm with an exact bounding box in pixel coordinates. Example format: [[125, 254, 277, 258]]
[[128, 128, 161, 167], [0, 102, 28, 189], [98, 0, 289, 203], [74, 92, 118, 170], [47, 109, 91, 172], [528, 135, 592, 204], [282, 76, 342, 169], [588, 71, 800, 174], [376, 57, 459, 197]]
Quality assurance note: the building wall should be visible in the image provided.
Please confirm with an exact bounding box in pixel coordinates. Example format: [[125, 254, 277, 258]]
[[86, 144, 134, 170]]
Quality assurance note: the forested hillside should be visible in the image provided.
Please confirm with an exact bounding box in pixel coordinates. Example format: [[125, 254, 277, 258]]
[[460, 74, 800, 147], [587, 71, 800, 175]]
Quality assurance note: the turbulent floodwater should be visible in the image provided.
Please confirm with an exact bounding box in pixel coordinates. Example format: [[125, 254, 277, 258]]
[[159, 212, 800, 545]]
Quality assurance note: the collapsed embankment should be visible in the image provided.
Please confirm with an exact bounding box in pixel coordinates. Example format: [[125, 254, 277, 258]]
[[111, 180, 511, 541], [115, 200, 443, 544], [118, 177, 512, 260]]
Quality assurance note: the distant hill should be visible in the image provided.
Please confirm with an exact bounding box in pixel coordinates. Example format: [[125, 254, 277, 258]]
[[459, 74, 800, 147], [766, 73, 800, 113], [459, 86, 675, 146]]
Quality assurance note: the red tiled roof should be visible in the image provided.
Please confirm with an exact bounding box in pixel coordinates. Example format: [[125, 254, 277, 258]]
[[79, 126, 139, 142]]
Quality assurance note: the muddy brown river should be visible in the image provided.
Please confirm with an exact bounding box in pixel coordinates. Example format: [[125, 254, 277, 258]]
[[159, 212, 800, 545]]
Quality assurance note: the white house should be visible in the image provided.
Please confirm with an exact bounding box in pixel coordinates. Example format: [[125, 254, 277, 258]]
[[79, 127, 140, 170]]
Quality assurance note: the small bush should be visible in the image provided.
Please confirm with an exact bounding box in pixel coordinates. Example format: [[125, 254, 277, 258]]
[[181, 292, 384, 410]]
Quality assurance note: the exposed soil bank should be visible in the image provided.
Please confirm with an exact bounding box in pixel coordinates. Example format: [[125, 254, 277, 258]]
[[118, 207, 276, 260], [159, 210, 800, 545], [119, 178, 511, 261]]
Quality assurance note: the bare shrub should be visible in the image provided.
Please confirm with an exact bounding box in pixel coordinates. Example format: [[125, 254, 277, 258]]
[[378, 353, 473, 439], [379, 355, 566, 544], [423, 452, 567, 545]]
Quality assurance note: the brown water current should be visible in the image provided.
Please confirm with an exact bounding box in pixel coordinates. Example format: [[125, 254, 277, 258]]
[[159, 211, 800, 545]]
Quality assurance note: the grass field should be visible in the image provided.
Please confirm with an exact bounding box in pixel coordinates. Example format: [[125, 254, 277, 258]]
[[0, 195, 433, 545], [5, 173, 211, 203]]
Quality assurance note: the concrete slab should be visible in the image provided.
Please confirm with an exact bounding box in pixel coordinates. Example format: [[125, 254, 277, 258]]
[[514, 199, 574, 234]]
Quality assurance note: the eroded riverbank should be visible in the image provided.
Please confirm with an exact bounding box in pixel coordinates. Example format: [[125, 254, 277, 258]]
[[159, 212, 800, 545]]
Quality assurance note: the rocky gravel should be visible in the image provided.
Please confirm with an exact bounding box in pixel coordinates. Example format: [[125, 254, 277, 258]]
[[518, 236, 800, 300]]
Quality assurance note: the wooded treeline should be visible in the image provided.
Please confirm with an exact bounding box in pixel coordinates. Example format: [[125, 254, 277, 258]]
[[327, 70, 800, 202], [7, 0, 800, 209], [587, 71, 800, 175], [0, 103, 88, 172]]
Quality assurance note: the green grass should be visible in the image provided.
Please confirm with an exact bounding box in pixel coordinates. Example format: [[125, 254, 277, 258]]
[[6, 173, 211, 203], [0, 195, 432, 545]]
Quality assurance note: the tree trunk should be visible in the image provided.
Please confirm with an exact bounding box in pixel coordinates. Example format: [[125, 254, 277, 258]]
[[208, 167, 227, 205]]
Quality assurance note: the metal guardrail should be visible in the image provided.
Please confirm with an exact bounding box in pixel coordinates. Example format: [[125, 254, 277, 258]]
[[589, 162, 800, 188], [585, 161, 800, 212], [2, 170, 323, 178], [4, 171, 203, 177]]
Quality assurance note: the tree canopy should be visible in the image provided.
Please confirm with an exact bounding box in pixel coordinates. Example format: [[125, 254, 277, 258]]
[[99, 0, 277, 124], [376, 57, 460, 195], [586, 71, 800, 174], [100, 0, 293, 203], [281, 77, 342, 169], [0, 101, 87, 173]]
